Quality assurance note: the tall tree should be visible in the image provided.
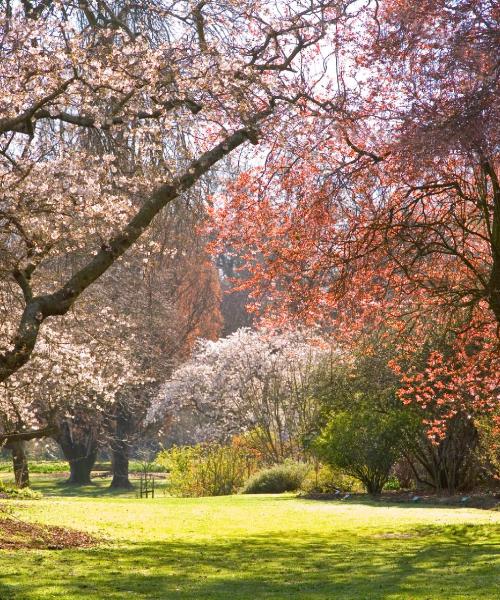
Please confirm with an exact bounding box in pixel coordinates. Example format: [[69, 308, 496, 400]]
[[215, 0, 500, 422], [0, 0, 354, 398]]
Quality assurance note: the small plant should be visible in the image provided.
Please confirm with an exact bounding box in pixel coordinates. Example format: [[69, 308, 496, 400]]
[[0, 481, 42, 500], [383, 476, 401, 491], [242, 461, 310, 494]]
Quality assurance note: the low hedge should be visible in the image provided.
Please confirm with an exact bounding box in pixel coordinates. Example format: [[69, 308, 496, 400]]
[[242, 461, 310, 494]]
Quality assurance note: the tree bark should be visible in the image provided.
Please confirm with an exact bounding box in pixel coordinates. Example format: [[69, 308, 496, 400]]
[[10, 440, 30, 488], [110, 402, 133, 489], [56, 420, 98, 485], [483, 160, 500, 324], [67, 453, 96, 485]]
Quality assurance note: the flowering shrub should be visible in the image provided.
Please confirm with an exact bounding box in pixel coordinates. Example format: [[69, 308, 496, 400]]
[[149, 328, 328, 461]]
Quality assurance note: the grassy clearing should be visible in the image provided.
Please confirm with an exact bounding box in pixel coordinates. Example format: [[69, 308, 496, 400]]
[[0, 476, 499, 599], [0, 460, 166, 474]]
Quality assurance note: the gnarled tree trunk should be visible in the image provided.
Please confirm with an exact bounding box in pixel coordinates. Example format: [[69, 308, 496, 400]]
[[56, 420, 98, 485]]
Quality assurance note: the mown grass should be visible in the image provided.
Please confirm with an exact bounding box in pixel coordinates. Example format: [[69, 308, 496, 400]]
[[0, 460, 70, 474], [0, 459, 166, 474], [0, 475, 499, 599]]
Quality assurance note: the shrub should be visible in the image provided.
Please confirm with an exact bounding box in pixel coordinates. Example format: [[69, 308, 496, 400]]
[[313, 410, 411, 495], [0, 481, 42, 500], [383, 476, 401, 491], [300, 464, 361, 494], [242, 461, 310, 494], [157, 442, 257, 497], [476, 415, 500, 485]]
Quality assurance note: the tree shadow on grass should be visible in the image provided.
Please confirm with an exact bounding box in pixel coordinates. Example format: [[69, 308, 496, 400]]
[[0, 524, 498, 599], [297, 494, 499, 511], [27, 476, 140, 498]]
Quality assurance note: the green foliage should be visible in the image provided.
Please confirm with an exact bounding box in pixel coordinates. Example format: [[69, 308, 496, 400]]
[[128, 460, 167, 473], [0, 460, 67, 473], [300, 463, 361, 494], [314, 409, 411, 495], [383, 476, 401, 491], [157, 443, 256, 497], [0, 480, 42, 500], [242, 461, 310, 494], [476, 414, 500, 483], [0, 459, 167, 474]]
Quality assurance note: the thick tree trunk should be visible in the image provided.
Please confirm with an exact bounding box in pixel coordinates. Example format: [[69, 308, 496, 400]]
[[110, 403, 133, 489], [11, 440, 29, 488], [56, 421, 98, 485], [67, 454, 96, 485], [110, 444, 132, 489]]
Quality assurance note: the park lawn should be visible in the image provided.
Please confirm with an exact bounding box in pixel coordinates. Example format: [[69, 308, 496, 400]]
[[0, 476, 499, 599], [0, 459, 166, 474]]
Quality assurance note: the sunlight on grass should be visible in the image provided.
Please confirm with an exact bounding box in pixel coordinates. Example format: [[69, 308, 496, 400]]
[[0, 476, 499, 599]]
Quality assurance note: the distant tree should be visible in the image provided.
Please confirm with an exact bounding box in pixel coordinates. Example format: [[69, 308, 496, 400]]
[[216, 253, 254, 337]]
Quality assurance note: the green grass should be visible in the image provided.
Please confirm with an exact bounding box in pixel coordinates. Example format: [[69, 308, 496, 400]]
[[0, 460, 69, 474], [0, 475, 499, 599], [0, 459, 166, 474]]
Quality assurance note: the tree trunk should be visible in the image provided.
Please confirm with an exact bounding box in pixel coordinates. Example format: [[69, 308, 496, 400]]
[[412, 414, 478, 494], [11, 440, 29, 488], [110, 444, 132, 489], [483, 160, 500, 324], [56, 420, 98, 485], [110, 402, 133, 489], [67, 454, 96, 485]]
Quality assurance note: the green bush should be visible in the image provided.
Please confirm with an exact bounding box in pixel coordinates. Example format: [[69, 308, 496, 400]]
[[383, 476, 401, 491], [0, 481, 42, 500], [242, 461, 310, 494], [313, 410, 411, 495], [300, 464, 361, 494], [157, 443, 256, 497]]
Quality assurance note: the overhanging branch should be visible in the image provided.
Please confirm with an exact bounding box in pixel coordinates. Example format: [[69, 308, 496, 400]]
[[0, 110, 270, 384], [1, 425, 58, 445]]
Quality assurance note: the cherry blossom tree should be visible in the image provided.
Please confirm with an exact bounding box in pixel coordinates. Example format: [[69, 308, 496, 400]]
[[0, 0, 354, 401], [148, 328, 328, 462], [0, 184, 223, 485]]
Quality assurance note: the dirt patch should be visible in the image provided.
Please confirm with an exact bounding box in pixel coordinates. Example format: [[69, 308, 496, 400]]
[[0, 517, 97, 550]]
